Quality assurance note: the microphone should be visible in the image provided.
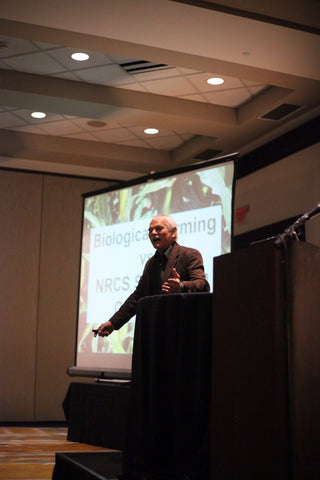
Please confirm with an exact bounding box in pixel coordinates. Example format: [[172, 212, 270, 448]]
[[292, 202, 320, 229], [274, 201, 320, 248]]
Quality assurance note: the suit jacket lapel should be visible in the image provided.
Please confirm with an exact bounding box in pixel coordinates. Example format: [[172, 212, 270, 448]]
[[163, 243, 180, 283], [147, 254, 162, 294]]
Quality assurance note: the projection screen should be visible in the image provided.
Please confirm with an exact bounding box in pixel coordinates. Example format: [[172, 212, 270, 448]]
[[68, 153, 237, 380]]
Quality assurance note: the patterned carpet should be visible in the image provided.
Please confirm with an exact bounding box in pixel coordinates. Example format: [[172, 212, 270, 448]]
[[0, 425, 113, 480]]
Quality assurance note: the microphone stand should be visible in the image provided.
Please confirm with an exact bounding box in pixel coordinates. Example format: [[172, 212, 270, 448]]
[[274, 202, 320, 248]]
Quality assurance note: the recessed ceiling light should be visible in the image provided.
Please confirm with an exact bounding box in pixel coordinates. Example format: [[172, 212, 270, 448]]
[[71, 52, 89, 61], [31, 111, 46, 119], [144, 128, 159, 135], [207, 77, 224, 85]]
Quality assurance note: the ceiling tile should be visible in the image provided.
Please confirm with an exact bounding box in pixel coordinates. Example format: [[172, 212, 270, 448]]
[[142, 76, 198, 96], [0, 105, 16, 112], [5, 124, 49, 134], [241, 79, 267, 88], [131, 66, 181, 82], [203, 88, 252, 107], [91, 127, 137, 142], [176, 66, 200, 75], [0, 60, 12, 69], [73, 64, 134, 86], [64, 131, 103, 142], [246, 84, 267, 96], [52, 71, 82, 81], [32, 40, 60, 50], [179, 93, 208, 102], [4, 51, 67, 75], [38, 119, 84, 135], [144, 135, 185, 150], [117, 82, 150, 92], [179, 133, 194, 141], [0, 111, 27, 128], [0, 35, 38, 57], [107, 54, 139, 65], [117, 138, 151, 148]]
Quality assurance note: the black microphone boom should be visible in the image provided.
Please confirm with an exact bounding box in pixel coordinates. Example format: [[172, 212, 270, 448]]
[[274, 201, 320, 248], [292, 202, 320, 229]]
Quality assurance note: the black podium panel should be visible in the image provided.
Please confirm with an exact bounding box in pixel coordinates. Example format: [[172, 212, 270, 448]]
[[63, 381, 130, 450], [288, 241, 320, 478], [52, 451, 122, 480], [211, 241, 320, 479], [123, 292, 213, 479]]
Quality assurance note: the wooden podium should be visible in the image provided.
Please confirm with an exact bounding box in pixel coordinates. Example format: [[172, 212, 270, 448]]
[[211, 241, 320, 479]]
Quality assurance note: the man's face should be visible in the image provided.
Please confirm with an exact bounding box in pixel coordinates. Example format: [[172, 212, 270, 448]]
[[148, 216, 176, 253]]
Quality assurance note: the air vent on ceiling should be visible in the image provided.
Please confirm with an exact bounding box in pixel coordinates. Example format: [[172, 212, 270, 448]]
[[194, 149, 222, 160], [260, 103, 302, 121], [120, 60, 173, 74]]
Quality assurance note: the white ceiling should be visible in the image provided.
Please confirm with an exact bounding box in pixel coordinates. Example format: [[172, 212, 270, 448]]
[[0, 0, 319, 181]]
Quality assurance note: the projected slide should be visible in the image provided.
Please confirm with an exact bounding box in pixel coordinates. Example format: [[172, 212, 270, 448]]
[[72, 155, 236, 379]]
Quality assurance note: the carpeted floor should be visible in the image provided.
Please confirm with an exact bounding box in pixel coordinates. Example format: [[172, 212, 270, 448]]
[[0, 425, 113, 480]]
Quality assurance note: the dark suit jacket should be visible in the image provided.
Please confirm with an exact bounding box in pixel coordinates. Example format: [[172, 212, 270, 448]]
[[109, 242, 209, 330]]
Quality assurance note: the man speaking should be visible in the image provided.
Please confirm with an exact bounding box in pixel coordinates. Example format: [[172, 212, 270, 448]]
[[95, 214, 209, 337]]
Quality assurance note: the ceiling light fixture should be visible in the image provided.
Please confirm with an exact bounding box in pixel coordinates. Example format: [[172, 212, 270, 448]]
[[87, 120, 107, 128], [144, 128, 159, 135], [207, 77, 224, 85], [71, 52, 89, 61], [31, 111, 46, 119]]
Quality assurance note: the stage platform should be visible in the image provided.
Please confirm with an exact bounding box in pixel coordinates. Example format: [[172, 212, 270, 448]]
[[52, 451, 122, 480], [52, 450, 203, 479]]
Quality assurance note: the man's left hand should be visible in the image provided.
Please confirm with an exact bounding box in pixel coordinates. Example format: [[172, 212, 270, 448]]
[[161, 268, 184, 293]]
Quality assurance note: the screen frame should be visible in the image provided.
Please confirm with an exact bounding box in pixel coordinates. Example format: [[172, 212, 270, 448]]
[[68, 152, 238, 380]]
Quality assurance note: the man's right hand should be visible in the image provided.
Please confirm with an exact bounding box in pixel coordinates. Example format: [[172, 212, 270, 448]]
[[95, 321, 115, 337]]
